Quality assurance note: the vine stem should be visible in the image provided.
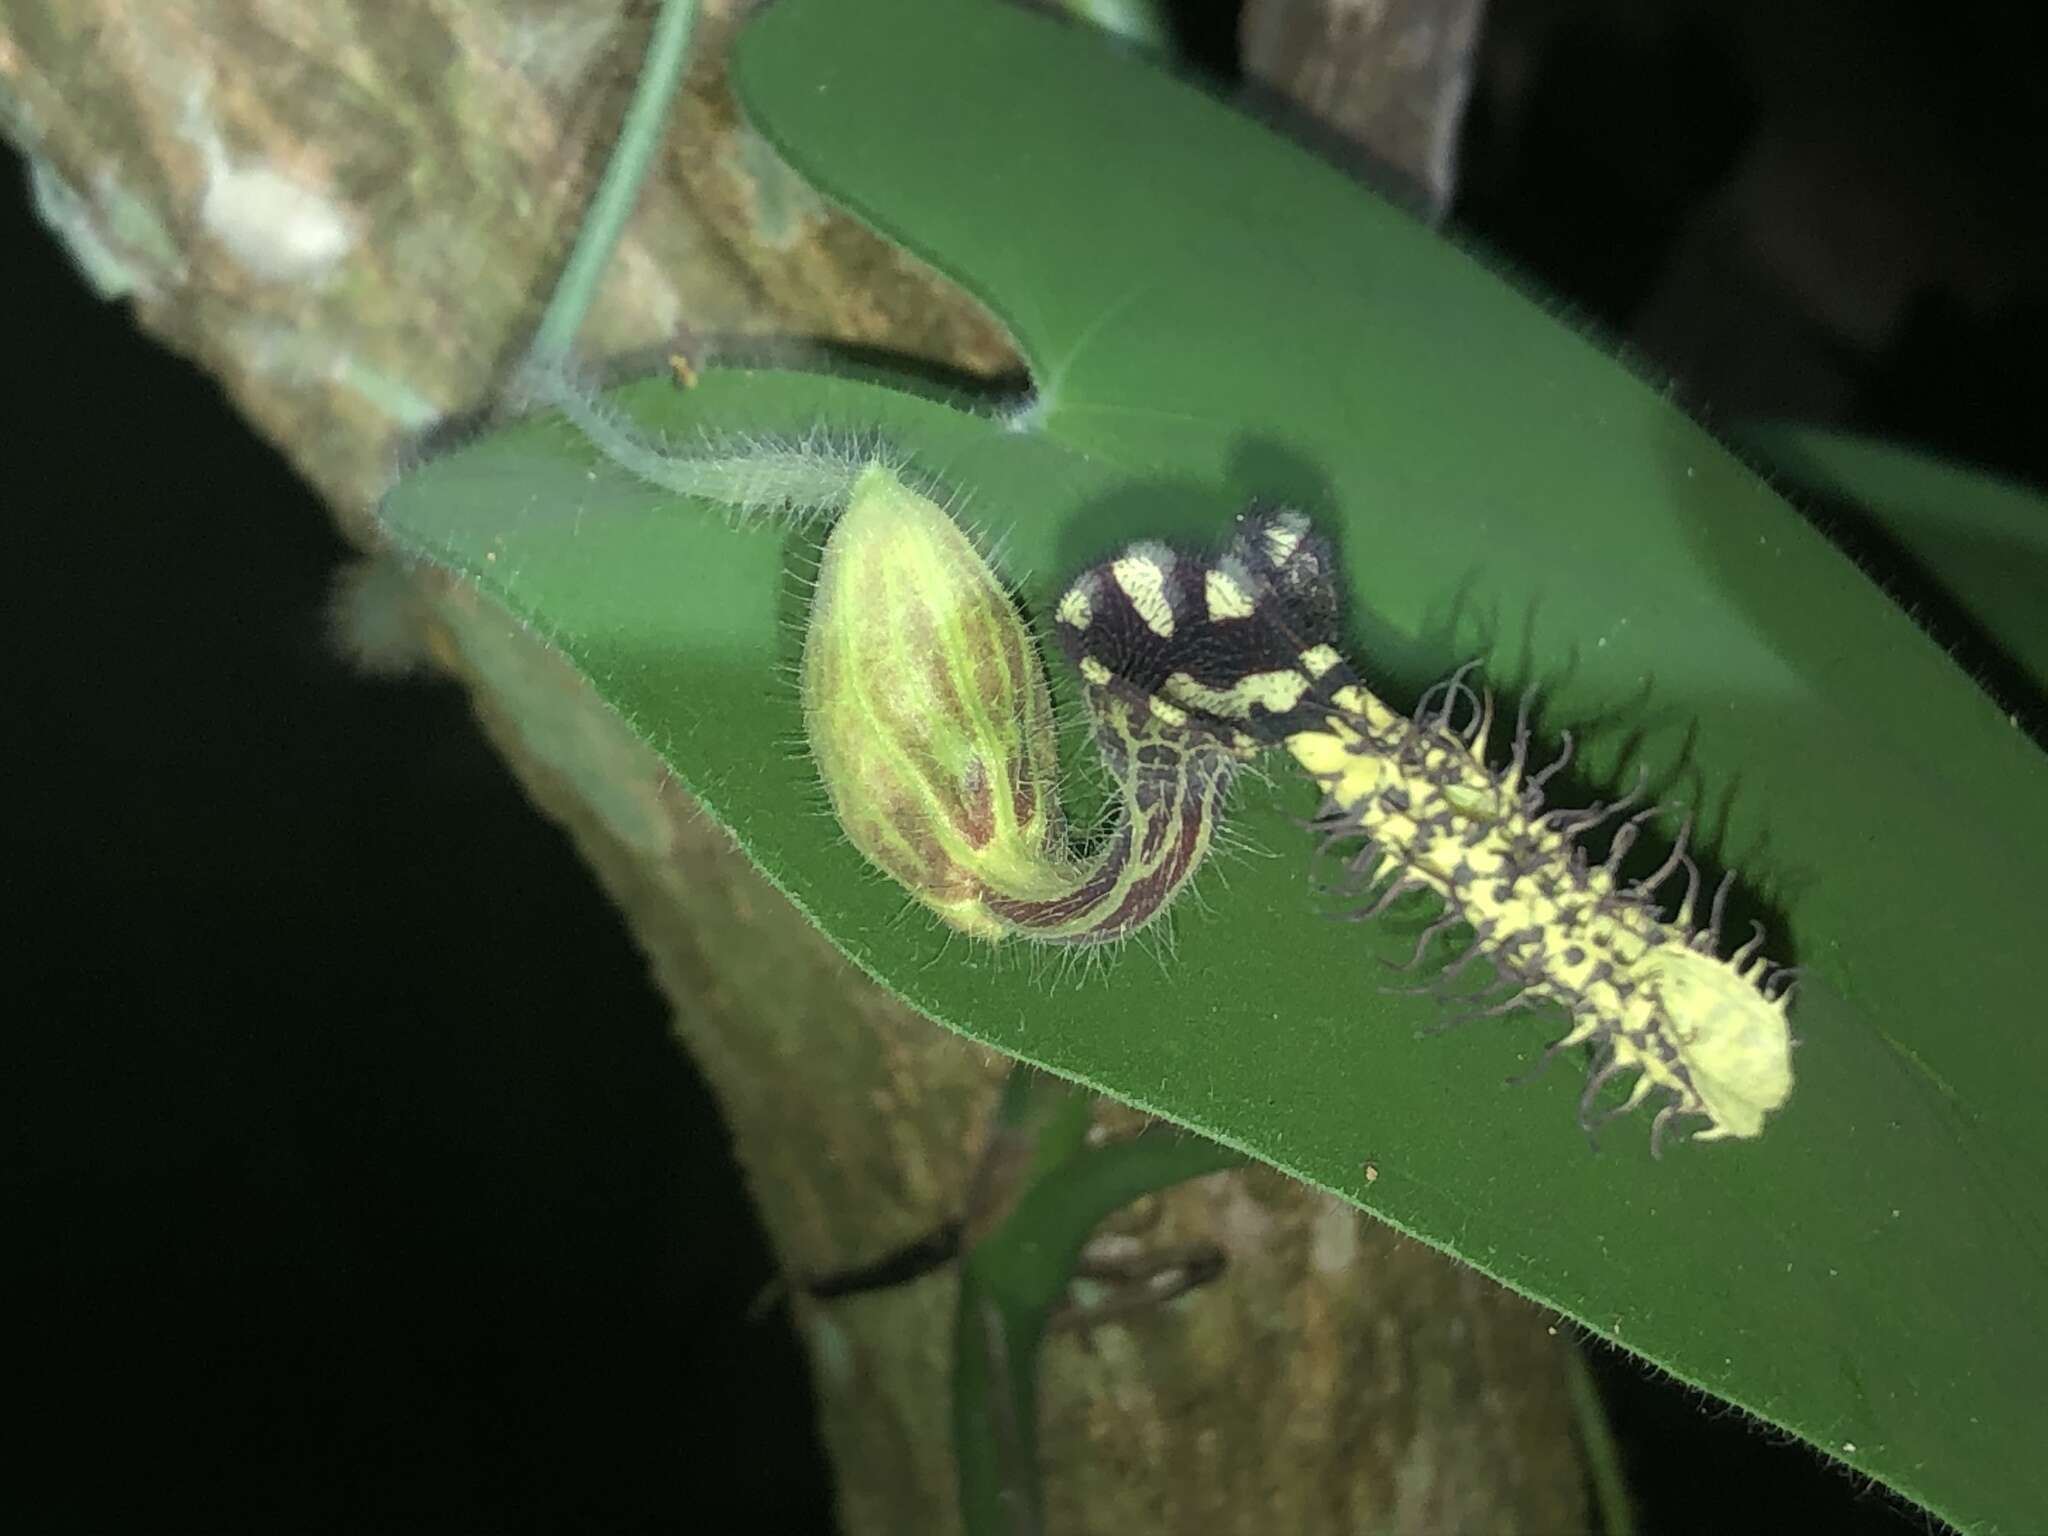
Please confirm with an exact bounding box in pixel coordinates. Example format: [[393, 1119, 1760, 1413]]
[[1565, 1340, 1636, 1536], [953, 1070, 1246, 1536], [525, 0, 700, 368]]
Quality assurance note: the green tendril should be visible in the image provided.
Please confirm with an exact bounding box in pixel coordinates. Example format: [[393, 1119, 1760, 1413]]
[[525, 0, 701, 368]]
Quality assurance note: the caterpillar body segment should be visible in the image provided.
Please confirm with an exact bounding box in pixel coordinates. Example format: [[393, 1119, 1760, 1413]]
[[1053, 508, 1796, 1152], [981, 681, 1245, 944], [1052, 510, 1348, 756]]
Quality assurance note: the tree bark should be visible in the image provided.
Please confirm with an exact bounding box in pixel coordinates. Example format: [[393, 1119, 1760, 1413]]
[[0, 2, 1587, 1530], [1242, 0, 1488, 219]]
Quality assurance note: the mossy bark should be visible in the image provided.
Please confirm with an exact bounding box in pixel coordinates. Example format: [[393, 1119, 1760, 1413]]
[[0, 3, 1589, 1530]]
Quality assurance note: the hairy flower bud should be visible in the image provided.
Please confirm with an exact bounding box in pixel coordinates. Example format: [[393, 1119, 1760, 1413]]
[[801, 464, 1072, 937]]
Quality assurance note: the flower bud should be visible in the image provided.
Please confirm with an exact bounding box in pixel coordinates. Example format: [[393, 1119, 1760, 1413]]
[[801, 465, 1072, 936]]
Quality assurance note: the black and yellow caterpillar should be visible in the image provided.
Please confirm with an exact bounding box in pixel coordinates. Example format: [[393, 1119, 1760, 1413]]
[[520, 369, 1796, 1152], [802, 466, 1795, 1150], [1063, 507, 1796, 1149]]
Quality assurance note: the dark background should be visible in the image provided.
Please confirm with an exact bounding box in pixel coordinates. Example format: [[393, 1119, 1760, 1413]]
[[8, 0, 2039, 1530]]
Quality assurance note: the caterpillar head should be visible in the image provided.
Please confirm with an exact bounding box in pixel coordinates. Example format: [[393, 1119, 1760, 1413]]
[[1052, 506, 1347, 752]]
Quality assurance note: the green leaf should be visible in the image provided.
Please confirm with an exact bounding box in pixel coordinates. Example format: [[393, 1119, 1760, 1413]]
[[380, 2, 2048, 1530], [1738, 421, 2048, 702]]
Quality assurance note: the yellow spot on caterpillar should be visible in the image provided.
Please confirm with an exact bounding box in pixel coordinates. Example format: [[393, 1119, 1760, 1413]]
[[1328, 682, 1394, 724], [1441, 779, 1514, 822], [1166, 667, 1310, 719], [1286, 715, 1364, 777], [1299, 644, 1342, 678], [1057, 581, 1094, 629], [1149, 696, 1188, 727], [1204, 568, 1256, 620], [1113, 552, 1175, 638], [1079, 655, 1113, 686], [1262, 519, 1303, 565]]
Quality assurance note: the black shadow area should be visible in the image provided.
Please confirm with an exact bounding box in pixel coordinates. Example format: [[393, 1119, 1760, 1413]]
[[2, 150, 830, 1535]]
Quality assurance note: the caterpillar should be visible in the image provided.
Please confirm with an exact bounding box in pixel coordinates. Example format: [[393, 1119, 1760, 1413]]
[[1051, 507, 1797, 1154], [524, 370, 1794, 1151]]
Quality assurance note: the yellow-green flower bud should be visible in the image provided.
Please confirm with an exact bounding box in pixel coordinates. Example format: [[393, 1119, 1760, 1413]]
[[801, 464, 1072, 937]]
